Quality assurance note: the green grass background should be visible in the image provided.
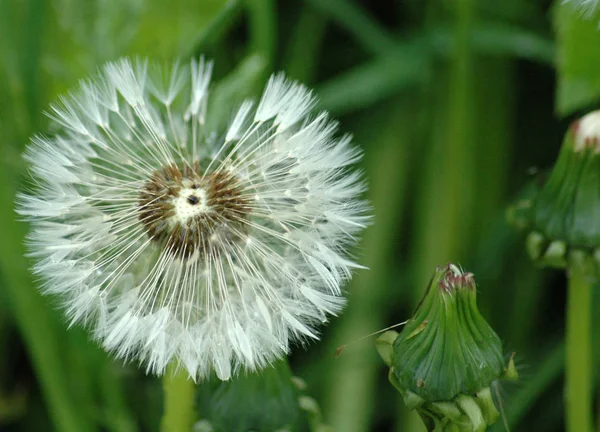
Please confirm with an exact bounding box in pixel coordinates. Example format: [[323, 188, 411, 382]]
[[0, 0, 595, 431]]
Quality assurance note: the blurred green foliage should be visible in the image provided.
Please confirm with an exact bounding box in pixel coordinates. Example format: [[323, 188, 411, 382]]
[[0, 0, 597, 431]]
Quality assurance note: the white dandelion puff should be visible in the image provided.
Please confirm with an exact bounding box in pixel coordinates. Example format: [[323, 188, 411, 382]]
[[17, 57, 369, 381]]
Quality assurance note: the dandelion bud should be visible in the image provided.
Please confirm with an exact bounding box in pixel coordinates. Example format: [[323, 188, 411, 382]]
[[377, 264, 516, 431], [17, 58, 369, 380], [511, 111, 600, 279]]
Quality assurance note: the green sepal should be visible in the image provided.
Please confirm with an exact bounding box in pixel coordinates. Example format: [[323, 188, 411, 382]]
[[376, 330, 398, 367], [387, 369, 404, 394], [431, 402, 462, 422], [418, 394, 503, 432], [544, 240, 569, 268], [502, 353, 518, 381], [435, 422, 460, 432], [476, 388, 499, 425], [388, 368, 426, 411], [525, 231, 545, 262], [525, 232, 569, 269], [456, 395, 485, 432], [401, 386, 425, 410]]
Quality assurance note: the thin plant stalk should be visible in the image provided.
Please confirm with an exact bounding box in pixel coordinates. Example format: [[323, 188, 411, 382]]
[[566, 264, 593, 432], [161, 363, 196, 432]]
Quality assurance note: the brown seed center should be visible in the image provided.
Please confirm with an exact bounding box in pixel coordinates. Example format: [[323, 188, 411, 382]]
[[138, 162, 250, 259]]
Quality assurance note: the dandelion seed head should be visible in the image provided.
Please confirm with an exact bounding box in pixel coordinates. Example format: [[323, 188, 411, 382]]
[[17, 57, 369, 380]]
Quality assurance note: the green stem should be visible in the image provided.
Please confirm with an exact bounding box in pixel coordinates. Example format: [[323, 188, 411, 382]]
[[161, 363, 196, 432], [566, 265, 593, 432]]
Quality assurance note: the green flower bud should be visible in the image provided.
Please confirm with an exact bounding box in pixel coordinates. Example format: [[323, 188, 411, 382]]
[[377, 264, 516, 431], [509, 111, 600, 279]]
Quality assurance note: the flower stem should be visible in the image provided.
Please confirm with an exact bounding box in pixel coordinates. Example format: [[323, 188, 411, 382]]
[[566, 264, 593, 432], [161, 363, 196, 432]]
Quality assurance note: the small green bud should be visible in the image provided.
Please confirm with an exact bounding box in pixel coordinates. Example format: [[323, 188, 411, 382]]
[[377, 264, 514, 431], [391, 265, 503, 401], [509, 111, 600, 279]]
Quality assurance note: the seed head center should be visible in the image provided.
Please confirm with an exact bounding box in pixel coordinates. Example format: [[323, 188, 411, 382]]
[[172, 187, 209, 223], [138, 162, 250, 259]]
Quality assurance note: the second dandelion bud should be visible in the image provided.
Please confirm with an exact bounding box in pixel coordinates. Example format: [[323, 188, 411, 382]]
[[18, 58, 369, 380], [377, 264, 517, 431]]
